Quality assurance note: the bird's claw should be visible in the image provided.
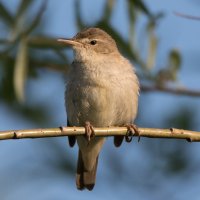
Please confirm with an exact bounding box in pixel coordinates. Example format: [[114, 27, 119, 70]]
[[125, 124, 140, 142], [85, 121, 95, 142]]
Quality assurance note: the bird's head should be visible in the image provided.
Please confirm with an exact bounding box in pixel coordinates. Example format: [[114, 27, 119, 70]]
[[58, 28, 119, 61]]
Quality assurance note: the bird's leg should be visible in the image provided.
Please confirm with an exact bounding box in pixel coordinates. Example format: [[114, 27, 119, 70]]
[[85, 121, 95, 142], [126, 124, 140, 142]]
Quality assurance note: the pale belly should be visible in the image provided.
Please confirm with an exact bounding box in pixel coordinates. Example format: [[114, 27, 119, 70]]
[[66, 82, 137, 127]]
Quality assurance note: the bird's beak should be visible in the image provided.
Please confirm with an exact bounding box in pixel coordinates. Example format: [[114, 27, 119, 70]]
[[57, 38, 81, 46]]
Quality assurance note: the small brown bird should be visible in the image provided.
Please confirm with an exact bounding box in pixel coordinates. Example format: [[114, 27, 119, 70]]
[[58, 28, 139, 191]]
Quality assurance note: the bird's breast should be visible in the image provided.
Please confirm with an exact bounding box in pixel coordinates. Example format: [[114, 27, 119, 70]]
[[66, 59, 139, 127], [66, 79, 113, 126]]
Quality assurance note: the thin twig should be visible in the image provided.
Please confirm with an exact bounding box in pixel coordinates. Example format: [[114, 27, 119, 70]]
[[174, 11, 200, 21], [141, 85, 200, 97], [0, 126, 199, 142]]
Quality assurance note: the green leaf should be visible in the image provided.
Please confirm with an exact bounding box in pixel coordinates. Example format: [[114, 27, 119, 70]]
[[102, 0, 115, 21], [146, 22, 158, 69], [127, 0, 136, 43], [16, 0, 34, 20], [169, 49, 181, 71], [13, 37, 29, 103], [0, 56, 15, 102], [24, 0, 47, 36], [9, 0, 34, 40], [167, 49, 181, 81], [133, 0, 153, 19], [74, 0, 84, 30], [0, 2, 14, 26]]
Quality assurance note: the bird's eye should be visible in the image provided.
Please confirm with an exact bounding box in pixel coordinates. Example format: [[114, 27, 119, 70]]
[[90, 40, 97, 45]]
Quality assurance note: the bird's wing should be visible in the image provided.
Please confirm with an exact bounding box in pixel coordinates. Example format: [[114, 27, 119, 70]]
[[67, 119, 76, 147]]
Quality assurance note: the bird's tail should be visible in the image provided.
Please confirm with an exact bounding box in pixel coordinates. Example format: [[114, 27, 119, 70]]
[[76, 150, 98, 191]]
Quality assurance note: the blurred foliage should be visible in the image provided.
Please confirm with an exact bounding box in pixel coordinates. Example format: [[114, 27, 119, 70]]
[[0, 1, 195, 199], [0, 0, 68, 124], [156, 49, 181, 86], [0, 0, 181, 116]]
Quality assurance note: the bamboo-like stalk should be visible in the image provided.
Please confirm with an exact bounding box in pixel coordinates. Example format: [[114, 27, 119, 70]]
[[0, 126, 200, 142]]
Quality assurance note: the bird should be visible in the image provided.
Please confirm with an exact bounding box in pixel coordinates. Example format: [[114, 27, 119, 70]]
[[58, 28, 139, 191]]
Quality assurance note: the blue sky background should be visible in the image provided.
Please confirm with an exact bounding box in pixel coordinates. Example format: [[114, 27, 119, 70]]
[[0, 0, 200, 200]]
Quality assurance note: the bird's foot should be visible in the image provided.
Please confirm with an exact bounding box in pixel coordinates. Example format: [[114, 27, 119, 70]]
[[85, 121, 95, 142], [126, 124, 140, 142]]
